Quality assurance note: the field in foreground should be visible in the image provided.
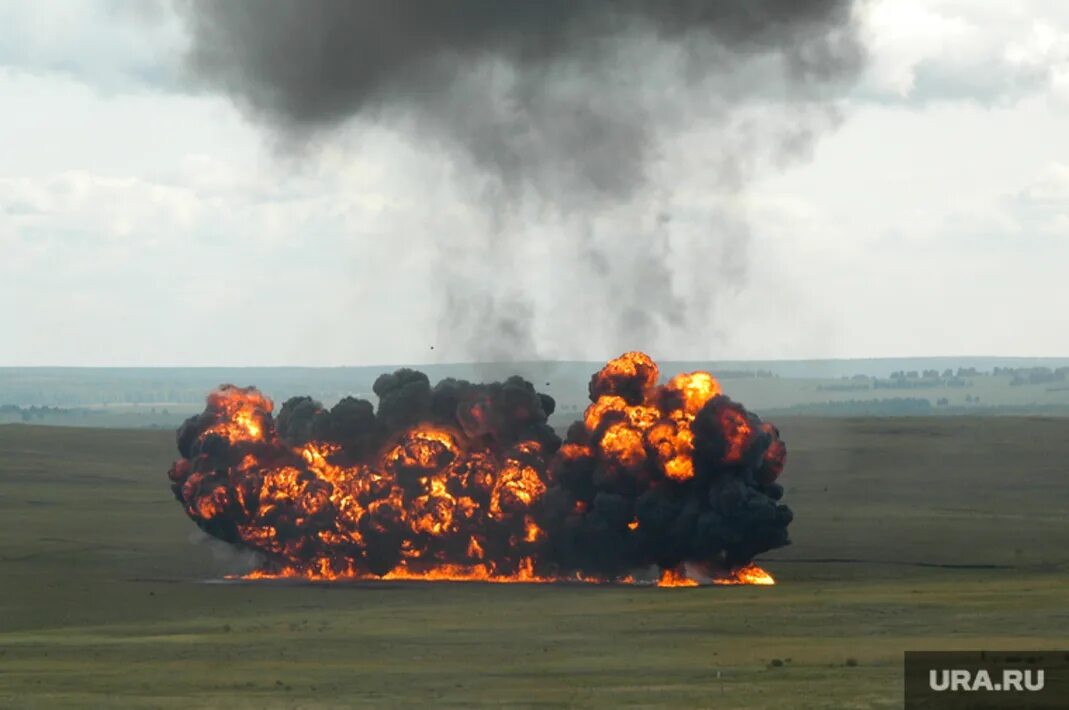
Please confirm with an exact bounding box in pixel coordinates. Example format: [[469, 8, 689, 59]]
[[1, 418, 1067, 708]]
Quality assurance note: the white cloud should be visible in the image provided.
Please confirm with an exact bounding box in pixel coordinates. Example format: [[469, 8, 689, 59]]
[[0, 0, 183, 90], [0, 69, 458, 365], [1019, 162, 1069, 201], [859, 0, 1069, 105], [862, 0, 979, 98], [2, 1, 1069, 364], [1011, 162, 1069, 239]]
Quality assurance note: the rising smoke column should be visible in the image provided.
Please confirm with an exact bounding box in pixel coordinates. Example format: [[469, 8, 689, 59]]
[[168, 354, 790, 583], [175, 1, 865, 361]]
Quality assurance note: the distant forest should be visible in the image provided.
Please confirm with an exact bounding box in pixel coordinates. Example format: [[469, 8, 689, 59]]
[[3, 360, 1069, 427]]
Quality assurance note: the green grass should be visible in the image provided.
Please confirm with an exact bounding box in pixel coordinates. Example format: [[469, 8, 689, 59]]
[[1, 419, 1068, 708]]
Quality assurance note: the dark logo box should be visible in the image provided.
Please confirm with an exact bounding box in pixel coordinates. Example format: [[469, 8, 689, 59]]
[[905, 651, 1069, 708]]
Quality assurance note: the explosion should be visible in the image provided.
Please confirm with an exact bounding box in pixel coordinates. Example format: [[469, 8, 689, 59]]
[[168, 353, 790, 585]]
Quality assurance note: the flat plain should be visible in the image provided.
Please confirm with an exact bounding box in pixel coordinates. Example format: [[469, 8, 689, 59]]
[[1, 417, 1067, 708]]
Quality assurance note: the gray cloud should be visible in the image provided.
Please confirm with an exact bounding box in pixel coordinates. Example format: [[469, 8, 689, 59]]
[[176, 0, 865, 361]]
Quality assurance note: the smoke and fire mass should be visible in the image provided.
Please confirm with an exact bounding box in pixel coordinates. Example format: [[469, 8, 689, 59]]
[[168, 353, 789, 586]]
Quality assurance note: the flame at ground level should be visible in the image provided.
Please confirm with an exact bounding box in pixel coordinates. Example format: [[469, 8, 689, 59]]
[[237, 562, 775, 587], [657, 568, 699, 587], [710, 563, 776, 586]]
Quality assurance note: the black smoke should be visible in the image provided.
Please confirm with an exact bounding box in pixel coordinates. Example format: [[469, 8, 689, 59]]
[[168, 359, 791, 581], [178, 0, 862, 199], [175, 1, 865, 361]]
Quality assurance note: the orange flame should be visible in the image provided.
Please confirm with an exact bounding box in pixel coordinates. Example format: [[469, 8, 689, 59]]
[[203, 385, 274, 444], [172, 353, 786, 586], [657, 568, 699, 587], [581, 356, 723, 482], [666, 371, 721, 416], [712, 563, 776, 586]]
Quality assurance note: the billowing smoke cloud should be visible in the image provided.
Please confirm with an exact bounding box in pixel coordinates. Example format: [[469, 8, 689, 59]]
[[176, 1, 865, 360], [168, 353, 790, 583]]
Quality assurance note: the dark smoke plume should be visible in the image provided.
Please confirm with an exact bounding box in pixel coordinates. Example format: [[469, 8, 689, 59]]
[[178, 0, 861, 198], [175, 0, 865, 361], [168, 353, 790, 582]]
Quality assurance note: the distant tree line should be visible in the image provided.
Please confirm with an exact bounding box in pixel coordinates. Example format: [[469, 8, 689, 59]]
[[777, 398, 933, 416], [873, 374, 970, 390], [824, 365, 1069, 392], [993, 367, 1069, 386], [715, 369, 777, 380], [827, 370, 974, 390], [0, 404, 86, 422], [936, 395, 982, 406], [817, 382, 872, 392]]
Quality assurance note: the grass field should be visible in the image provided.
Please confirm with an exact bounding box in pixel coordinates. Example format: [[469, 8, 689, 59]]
[[1, 418, 1068, 708]]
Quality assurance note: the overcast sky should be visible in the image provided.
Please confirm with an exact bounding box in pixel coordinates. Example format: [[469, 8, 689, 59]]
[[1, 0, 1068, 366]]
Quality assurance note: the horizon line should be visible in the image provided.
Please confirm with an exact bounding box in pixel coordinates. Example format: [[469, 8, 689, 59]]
[[2, 354, 1069, 370]]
